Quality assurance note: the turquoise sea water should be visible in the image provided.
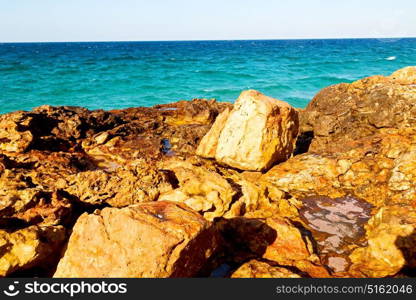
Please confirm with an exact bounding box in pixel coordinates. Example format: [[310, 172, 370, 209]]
[[0, 38, 415, 114]]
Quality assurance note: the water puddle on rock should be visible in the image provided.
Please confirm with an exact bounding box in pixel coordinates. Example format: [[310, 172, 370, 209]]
[[161, 138, 175, 156]]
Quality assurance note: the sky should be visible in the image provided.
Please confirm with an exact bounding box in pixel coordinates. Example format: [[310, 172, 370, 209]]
[[1, 0, 415, 42]]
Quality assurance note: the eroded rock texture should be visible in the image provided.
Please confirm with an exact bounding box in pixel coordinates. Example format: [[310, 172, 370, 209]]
[[0, 225, 66, 276], [0, 99, 230, 276]]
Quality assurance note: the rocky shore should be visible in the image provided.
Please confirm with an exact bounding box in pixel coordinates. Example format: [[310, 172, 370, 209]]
[[0, 66, 416, 278]]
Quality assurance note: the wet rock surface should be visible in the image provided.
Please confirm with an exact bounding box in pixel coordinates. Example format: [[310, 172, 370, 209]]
[[54, 201, 220, 278], [298, 195, 373, 273], [1, 68, 416, 277]]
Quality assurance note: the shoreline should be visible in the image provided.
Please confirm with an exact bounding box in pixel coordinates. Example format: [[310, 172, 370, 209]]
[[2, 36, 416, 44], [0, 66, 416, 278]]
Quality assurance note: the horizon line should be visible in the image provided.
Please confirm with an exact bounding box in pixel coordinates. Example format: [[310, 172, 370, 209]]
[[1, 36, 415, 44]]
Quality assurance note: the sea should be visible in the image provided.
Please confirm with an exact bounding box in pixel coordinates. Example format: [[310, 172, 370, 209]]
[[0, 38, 415, 114]]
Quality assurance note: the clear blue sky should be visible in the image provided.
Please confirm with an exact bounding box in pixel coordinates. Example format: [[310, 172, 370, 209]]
[[1, 0, 415, 42]]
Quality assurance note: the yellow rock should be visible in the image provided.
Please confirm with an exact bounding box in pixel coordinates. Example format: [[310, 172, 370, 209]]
[[159, 159, 236, 220], [349, 206, 416, 277], [196, 108, 231, 158], [231, 260, 301, 278], [0, 225, 66, 277], [54, 201, 220, 278], [389, 66, 416, 84]]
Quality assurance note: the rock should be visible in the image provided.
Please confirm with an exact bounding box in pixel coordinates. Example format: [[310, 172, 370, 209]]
[[197, 90, 299, 171], [300, 67, 416, 155], [389, 66, 416, 84], [216, 217, 330, 277], [1, 67, 416, 279], [262, 128, 416, 208], [0, 225, 66, 276], [231, 260, 301, 278], [261, 129, 416, 277], [158, 157, 295, 220], [54, 201, 220, 278], [0, 151, 94, 226], [159, 159, 236, 220], [298, 195, 373, 274], [0, 106, 122, 154], [0, 112, 33, 153], [262, 217, 314, 263], [196, 108, 231, 158], [349, 206, 416, 277], [64, 164, 173, 207], [88, 99, 232, 166], [153, 99, 230, 126], [216, 217, 278, 263], [388, 145, 416, 203], [0, 99, 229, 227], [262, 217, 330, 277]]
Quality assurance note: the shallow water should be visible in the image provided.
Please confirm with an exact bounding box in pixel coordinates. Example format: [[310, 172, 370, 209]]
[[1, 38, 415, 114]]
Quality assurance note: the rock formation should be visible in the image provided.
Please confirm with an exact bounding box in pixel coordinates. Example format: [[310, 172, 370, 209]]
[[231, 260, 301, 278], [54, 201, 220, 277], [0, 225, 66, 276], [0, 67, 416, 278], [197, 90, 299, 171]]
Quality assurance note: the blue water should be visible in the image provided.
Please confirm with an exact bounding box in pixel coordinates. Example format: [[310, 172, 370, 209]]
[[1, 38, 415, 114]]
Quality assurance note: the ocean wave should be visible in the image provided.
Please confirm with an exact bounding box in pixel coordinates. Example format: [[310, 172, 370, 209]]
[[194, 70, 256, 79], [0, 64, 30, 72], [297, 75, 353, 82], [385, 56, 397, 61], [289, 59, 362, 68], [105, 55, 138, 61], [252, 83, 292, 91], [50, 68, 80, 76]]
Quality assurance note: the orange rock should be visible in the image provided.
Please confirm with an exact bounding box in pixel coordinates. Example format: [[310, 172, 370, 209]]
[[196, 108, 231, 158], [231, 260, 301, 278], [349, 206, 416, 277], [197, 90, 299, 171], [54, 201, 220, 278]]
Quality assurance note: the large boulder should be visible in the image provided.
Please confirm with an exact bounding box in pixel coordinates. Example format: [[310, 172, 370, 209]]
[[196, 108, 231, 158], [54, 201, 220, 278], [197, 90, 299, 171], [300, 66, 416, 155]]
